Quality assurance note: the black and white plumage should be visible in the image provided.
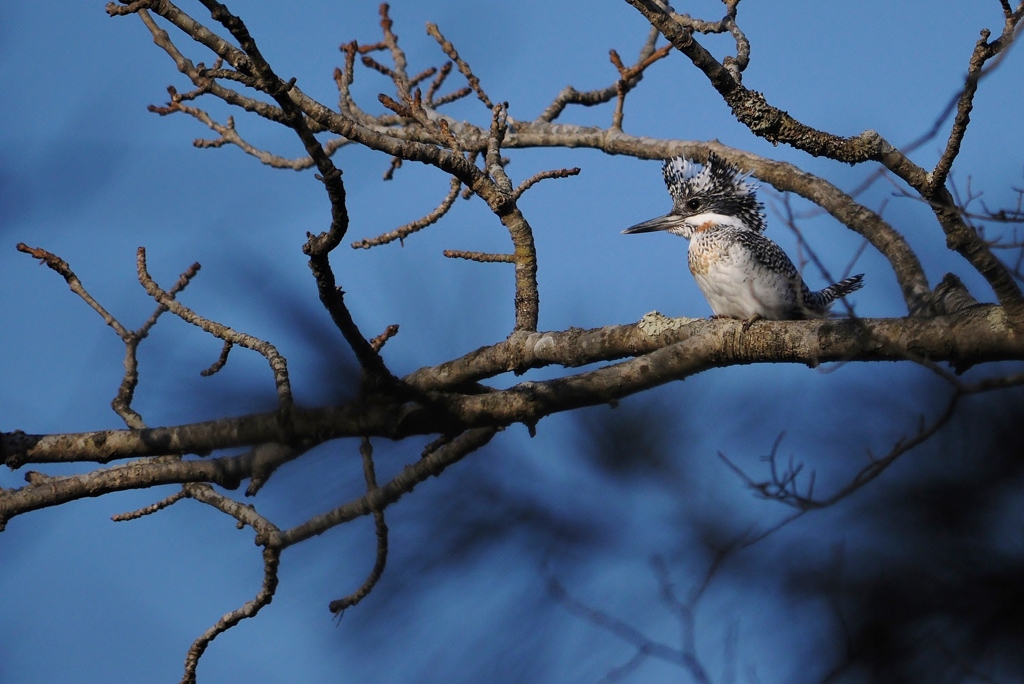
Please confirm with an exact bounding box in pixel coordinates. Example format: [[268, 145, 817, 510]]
[[623, 153, 864, 320]]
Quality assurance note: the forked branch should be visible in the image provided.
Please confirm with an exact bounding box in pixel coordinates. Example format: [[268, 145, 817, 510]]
[[137, 247, 294, 407]]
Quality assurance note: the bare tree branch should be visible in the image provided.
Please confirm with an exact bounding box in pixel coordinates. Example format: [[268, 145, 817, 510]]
[[550, 575, 713, 684], [624, 0, 889, 163], [111, 489, 187, 522], [328, 438, 389, 614], [351, 176, 461, 249], [536, 27, 666, 123], [278, 427, 499, 547], [181, 545, 281, 684], [426, 22, 493, 109], [137, 247, 294, 407]]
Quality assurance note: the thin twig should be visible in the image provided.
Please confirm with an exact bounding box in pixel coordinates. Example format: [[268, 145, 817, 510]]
[[443, 250, 515, 263], [278, 428, 500, 547], [549, 577, 712, 684], [200, 341, 233, 377], [536, 27, 667, 123], [369, 325, 400, 352], [111, 489, 187, 522], [114, 260, 202, 428], [329, 438, 389, 614], [929, 16, 1024, 194], [351, 177, 461, 249], [431, 86, 472, 107], [150, 92, 350, 169], [183, 481, 281, 544], [408, 65, 437, 88], [17, 244, 131, 340], [512, 167, 581, 201], [610, 43, 673, 129], [425, 61, 452, 104], [377, 3, 408, 85], [180, 546, 281, 684], [426, 23, 494, 108], [721, 373, 1024, 547]]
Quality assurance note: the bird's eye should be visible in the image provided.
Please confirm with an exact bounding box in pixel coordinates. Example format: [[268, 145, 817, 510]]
[[686, 198, 701, 211]]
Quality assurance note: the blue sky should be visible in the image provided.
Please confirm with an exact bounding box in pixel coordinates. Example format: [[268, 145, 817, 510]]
[[1, 2, 1022, 683]]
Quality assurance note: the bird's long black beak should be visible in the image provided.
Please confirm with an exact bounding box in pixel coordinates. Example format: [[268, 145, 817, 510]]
[[622, 213, 685, 234]]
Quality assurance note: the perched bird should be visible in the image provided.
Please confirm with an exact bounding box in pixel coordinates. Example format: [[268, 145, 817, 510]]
[[623, 153, 864, 320]]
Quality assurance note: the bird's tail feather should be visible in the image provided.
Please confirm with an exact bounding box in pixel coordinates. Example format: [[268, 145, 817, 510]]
[[818, 273, 865, 309]]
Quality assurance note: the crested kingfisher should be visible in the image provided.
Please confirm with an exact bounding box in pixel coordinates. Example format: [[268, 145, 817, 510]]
[[623, 153, 864, 320]]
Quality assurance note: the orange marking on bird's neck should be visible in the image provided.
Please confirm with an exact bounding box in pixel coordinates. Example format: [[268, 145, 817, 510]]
[[694, 221, 716, 233]]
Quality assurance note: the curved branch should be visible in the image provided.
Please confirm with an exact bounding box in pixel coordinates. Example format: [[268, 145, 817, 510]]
[[181, 546, 281, 684], [184, 482, 281, 545], [328, 438, 389, 614], [487, 104, 541, 331], [351, 176, 461, 249], [624, 0, 889, 163], [137, 247, 293, 407]]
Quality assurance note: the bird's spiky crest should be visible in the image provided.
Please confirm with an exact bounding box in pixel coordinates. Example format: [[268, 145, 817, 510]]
[[661, 152, 766, 233], [662, 152, 758, 205]]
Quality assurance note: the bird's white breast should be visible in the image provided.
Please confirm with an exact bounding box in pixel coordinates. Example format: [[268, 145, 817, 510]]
[[688, 234, 797, 319]]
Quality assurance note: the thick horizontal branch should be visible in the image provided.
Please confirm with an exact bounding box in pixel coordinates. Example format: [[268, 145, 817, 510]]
[[428, 309, 1023, 427], [408, 305, 1022, 393], [5, 307, 1021, 473]]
